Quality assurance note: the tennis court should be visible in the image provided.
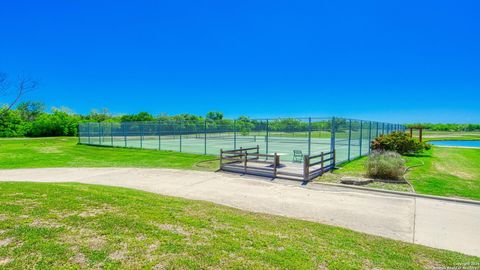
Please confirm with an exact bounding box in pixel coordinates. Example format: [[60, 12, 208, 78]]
[[79, 117, 404, 165]]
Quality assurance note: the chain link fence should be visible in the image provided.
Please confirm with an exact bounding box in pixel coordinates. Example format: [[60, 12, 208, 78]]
[[79, 117, 405, 164]]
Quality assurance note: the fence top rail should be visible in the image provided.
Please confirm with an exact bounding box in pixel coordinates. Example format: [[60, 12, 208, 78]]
[[79, 117, 404, 127], [246, 153, 277, 158], [221, 146, 259, 153], [308, 151, 335, 160]]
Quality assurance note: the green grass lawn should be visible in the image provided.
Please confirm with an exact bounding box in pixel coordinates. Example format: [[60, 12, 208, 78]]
[[0, 137, 217, 171], [422, 131, 480, 141], [0, 182, 477, 269], [407, 147, 480, 200], [319, 147, 480, 200]]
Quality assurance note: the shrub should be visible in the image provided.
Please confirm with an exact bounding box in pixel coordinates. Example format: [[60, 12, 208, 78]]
[[371, 131, 430, 155], [365, 151, 406, 180], [27, 110, 80, 137], [0, 109, 28, 137]]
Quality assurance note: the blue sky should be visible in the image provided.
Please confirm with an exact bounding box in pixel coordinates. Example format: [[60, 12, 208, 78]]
[[0, 0, 479, 123]]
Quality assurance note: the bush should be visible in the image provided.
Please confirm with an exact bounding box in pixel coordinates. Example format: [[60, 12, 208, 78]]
[[371, 131, 430, 155], [365, 151, 406, 180], [27, 110, 80, 137], [0, 109, 28, 137]]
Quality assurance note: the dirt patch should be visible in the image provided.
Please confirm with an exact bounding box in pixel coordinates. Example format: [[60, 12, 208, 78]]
[[86, 236, 106, 250], [31, 219, 62, 228], [69, 247, 87, 266], [78, 204, 117, 218], [136, 234, 147, 241], [35, 147, 61, 154], [0, 237, 14, 247], [153, 262, 167, 270], [62, 228, 106, 250], [108, 249, 127, 261], [0, 214, 7, 221], [154, 223, 191, 236], [415, 253, 444, 269], [0, 257, 12, 266]]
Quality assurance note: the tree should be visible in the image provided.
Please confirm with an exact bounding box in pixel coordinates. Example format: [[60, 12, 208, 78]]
[[236, 116, 254, 135], [0, 72, 37, 119], [86, 108, 112, 122], [27, 109, 79, 137], [0, 109, 27, 137], [206, 112, 223, 121], [120, 112, 154, 122], [17, 101, 45, 121]]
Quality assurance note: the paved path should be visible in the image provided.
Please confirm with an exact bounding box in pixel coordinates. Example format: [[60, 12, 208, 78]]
[[0, 168, 479, 257]]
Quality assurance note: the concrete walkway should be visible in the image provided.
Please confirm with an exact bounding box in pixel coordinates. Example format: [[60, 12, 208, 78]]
[[0, 168, 479, 257]]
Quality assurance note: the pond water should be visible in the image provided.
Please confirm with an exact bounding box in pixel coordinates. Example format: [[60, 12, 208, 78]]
[[429, 140, 480, 148]]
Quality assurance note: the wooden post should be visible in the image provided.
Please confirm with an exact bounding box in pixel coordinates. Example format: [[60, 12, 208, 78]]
[[303, 155, 310, 181], [409, 128, 413, 137], [244, 151, 248, 174], [320, 152, 324, 175], [333, 150, 336, 169], [419, 128, 423, 142], [273, 153, 278, 178], [220, 149, 223, 169]]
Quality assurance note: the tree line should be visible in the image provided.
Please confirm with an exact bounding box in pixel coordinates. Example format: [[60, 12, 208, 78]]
[[2, 101, 476, 138], [0, 101, 335, 137], [405, 123, 480, 132]]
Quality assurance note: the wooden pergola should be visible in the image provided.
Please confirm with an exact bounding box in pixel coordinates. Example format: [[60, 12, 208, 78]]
[[409, 125, 424, 142]]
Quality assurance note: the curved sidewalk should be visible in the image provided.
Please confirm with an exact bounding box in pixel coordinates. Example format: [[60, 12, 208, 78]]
[[0, 168, 478, 257]]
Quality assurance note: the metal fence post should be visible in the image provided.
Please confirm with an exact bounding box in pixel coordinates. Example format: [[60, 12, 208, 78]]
[[347, 119, 352, 161], [359, 120, 363, 157], [87, 123, 91, 144], [158, 122, 161, 151], [266, 119, 269, 154], [330, 117, 336, 153], [307, 117, 312, 156], [98, 122, 101, 145], [111, 122, 114, 146], [204, 120, 207, 155], [123, 123, 127, 147], [140, 123, 143, 149], [179, 125, 182, 152], [77, 123, 81, 144], [233, 120, 237, 149], [382, 123, 385, 135], [368, 121, 372, 154]]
